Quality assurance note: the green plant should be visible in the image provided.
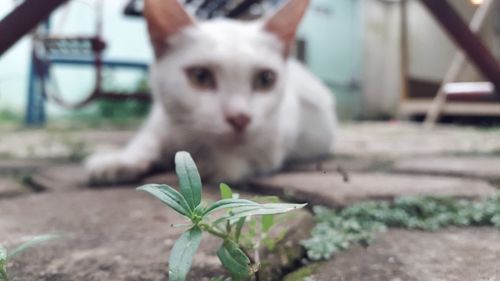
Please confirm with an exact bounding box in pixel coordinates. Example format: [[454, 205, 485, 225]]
[[0, 235, 59, 281], [0, 109, 21, 124], [138, 151, 306, 281], [302, 195, 500, 261], [96, 99, 150, 121], [96, 74, 151, 122], [210, 277, 232, 281], [53, 134, 89, 162]]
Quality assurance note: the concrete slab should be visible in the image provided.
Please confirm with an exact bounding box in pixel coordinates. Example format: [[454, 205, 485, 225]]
[[0, 129, 133, 160], [0, 177, 30, 198], [284, 228, 500, 281], [0, 187, 312, 281], [393, 156, 500, 181], [251, 172, 498, 207], [284, 157, 390, 174], [336, 122, 500, 159], [0, 159, 55, 176], [24, 164, 179, 192]]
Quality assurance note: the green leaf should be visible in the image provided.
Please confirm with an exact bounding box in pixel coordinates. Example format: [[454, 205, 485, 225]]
[[213, 207, 263, 226], [137, 184, 192, 217], [193, 204, 206, 217], [0, 245, 6, 262], [0, 267, 9, 281], [169, 227, 203, 281], [262, 215, 274, 233], [252, 196, 280, 204], [263, 237, 277, 251], [219, 183, 233, 200], [215, 203, 307, 225], [8, 235, 60, 259], [217, 240, 252, 280], [175, 151, 202, 210], [234, 217, 246, 243], [203, 199, 260, 217]]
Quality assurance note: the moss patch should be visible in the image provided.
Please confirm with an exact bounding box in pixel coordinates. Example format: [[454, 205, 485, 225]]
[[302, 195, 500, 261], [282, 263, 322, 281]]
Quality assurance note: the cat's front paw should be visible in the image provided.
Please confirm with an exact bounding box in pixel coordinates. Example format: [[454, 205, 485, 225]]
[[84, 152, 150, 185]]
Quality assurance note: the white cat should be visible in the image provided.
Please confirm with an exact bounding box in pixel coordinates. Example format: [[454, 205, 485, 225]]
[[85, 0, 337, 184]]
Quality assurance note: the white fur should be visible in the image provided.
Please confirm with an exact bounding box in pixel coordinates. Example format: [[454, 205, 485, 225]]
[[85, 18, 336, 184]]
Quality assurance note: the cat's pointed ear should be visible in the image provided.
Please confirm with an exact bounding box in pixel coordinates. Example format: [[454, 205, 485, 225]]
[[264, 0, 310, 56], [144, 0, 195, 56]]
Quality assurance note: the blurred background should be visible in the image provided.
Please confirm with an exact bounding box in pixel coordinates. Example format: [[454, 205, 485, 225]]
[[0, 0, 499, 126], [2, 2, 500, 280]]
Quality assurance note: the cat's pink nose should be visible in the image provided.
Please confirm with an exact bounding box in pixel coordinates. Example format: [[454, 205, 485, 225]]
[[225, 113, 251, 132]]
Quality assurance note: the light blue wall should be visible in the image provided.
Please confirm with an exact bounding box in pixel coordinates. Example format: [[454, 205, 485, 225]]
[[0, 4, 31, 115], [298, 0, 362, 120]]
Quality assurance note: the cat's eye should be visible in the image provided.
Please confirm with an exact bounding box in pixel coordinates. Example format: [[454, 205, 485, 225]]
[[253, 69, 277, 92], [185, 67, 217, 90]]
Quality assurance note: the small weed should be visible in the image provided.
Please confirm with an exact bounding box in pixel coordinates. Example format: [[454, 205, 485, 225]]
[[138, 151, 306, 281], [302, 195, 500, 261], [0, 235, 59, 281], [0, 110, 21, 124], [210, 277, 232, 281], [62, 137, 89, 162]]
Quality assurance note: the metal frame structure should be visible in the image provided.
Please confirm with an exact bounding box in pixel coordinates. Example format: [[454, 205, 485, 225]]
[[423, 0, 496, 126], [400, 0, 500, 123], [0, 0, 68, 56], [418, 0, 500, 90], [0, 0, 270, 125]]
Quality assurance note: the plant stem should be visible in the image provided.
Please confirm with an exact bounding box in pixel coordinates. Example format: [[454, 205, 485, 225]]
[[240, 247, 260, 281], [199, 224, 228, 239], [200, 223, 261, 280], [0, 268, 9, 281]]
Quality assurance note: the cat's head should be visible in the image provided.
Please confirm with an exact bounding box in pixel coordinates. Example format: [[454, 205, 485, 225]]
[[144, 0, 309, 139]]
